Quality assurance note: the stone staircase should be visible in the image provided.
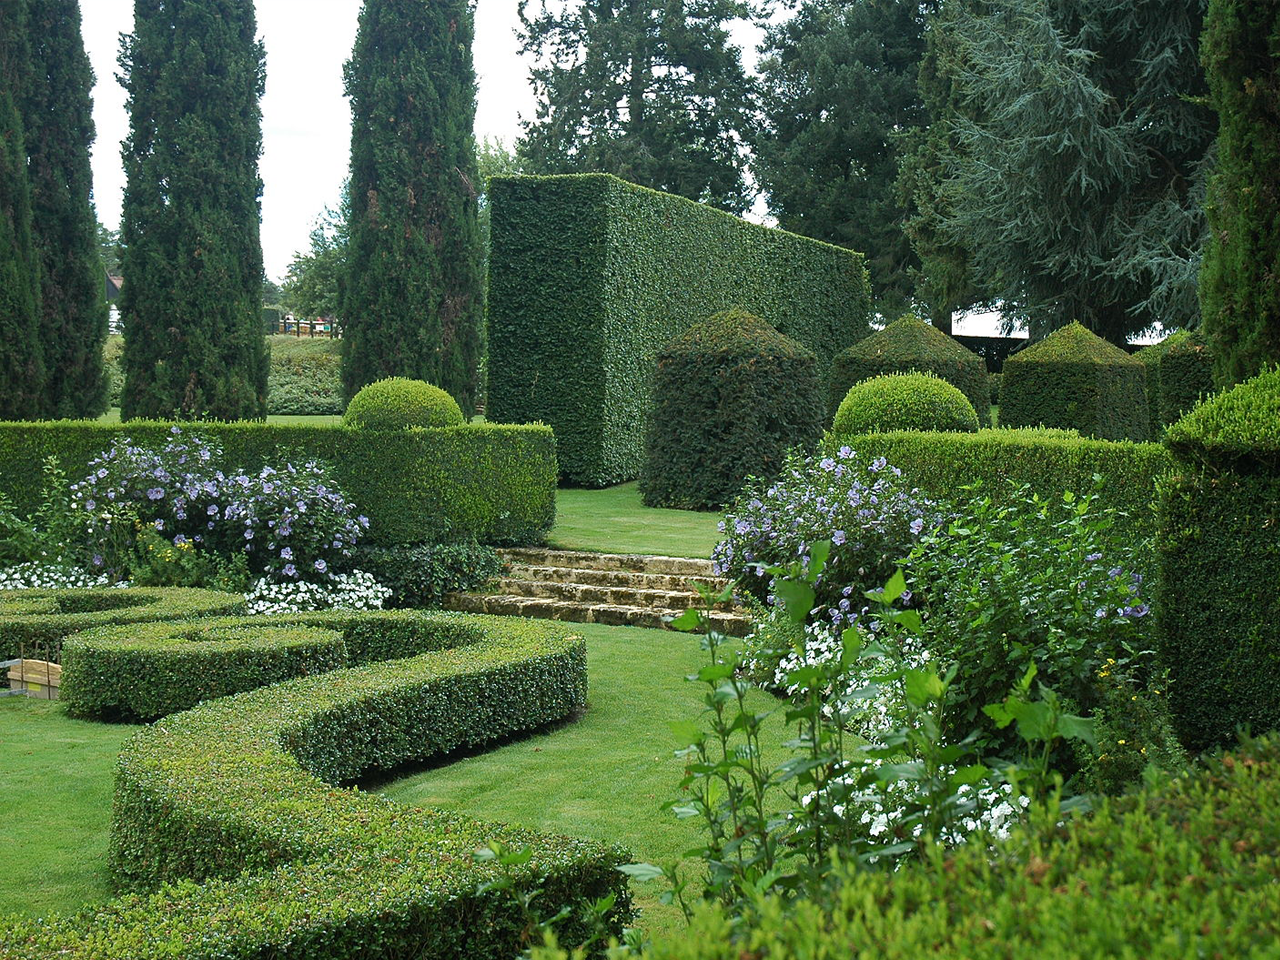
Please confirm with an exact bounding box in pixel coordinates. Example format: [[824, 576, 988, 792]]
[[443, 547, 750, 636]]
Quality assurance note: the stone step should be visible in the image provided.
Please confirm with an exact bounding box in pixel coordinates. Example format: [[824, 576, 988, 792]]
[[491, 577, 706, 609], [504, 563, 727, 595], [443, 592, 750, 637], [498, 547, 716, 579]]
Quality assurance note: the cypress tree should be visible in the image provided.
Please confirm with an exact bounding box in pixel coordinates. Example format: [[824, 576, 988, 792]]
[[24, 0, 108, 418], [341, 0, 484, 416], [118, 0, 268, 421], [1199, 0, 1280, 386], [0, 0, 46, 419]]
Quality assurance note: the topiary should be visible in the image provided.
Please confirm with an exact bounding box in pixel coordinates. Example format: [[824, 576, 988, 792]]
[[1001, 322, 1148, 440], [832, 372, 979, 435], [827, 314, 991, 426], [342, 377, 464, 430], [1134, 330, 1190, 433], [639, 308, 822, 510], [1158, 331, 1217, 426]]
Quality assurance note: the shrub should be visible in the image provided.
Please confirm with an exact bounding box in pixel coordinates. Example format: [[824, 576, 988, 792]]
[[833, 372, 979, 435], [266, 336, 343, 415], [487, 173, 872, 486], [1158, 331, 1216, 425], [1133, 329, 1189, 432], [988, 371, 1001, 406], [1001, 322, 1149, 440], [342, 377, 465, 430], [352, 541, 503, 608], [640, 308, 822, 510], [1156, 366, 1280, 749], [103, 334, 124, 407], [827, 314, 991, 424]]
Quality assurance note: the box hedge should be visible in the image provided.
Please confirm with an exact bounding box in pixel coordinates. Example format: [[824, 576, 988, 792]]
[[1134, 330, 1188, 432], [1156, 367, 1280, 750], [1158, 331, 1217, 426], [640, 309, 822, 510], [1001, 322, 1149, 440], [827, 314, 991, 425], [832, 372, 980, 435], [0, 612, 631, 959], [487, 173, 872, 486], [0, 421, 557, 546]]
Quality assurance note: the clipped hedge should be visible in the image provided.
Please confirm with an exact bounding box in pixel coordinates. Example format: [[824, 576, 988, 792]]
[[352, 541, 504, 608], [343, 377, 465, 430], [827, 314, 990, 424], [266, 335, 343, 415], [1134, 330, 1189, 433], [1001, 322, 1149, 440], [487, 173, 872, 486], [832, 372, 979, 435], [1159, 331, 1217, 425], [1, 612, 630, 959], [1157, 367, 1280, 750], [640, 308, 822, 510], [0, 421, 556, 546]]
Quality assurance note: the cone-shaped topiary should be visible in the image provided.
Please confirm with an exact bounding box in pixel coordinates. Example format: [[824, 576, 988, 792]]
[[639, 308, 822, 509], [1134, 330, 1190, 433], [1001, 322, 1148, 440], [1159, 332, 1217, 426], [832, 371, 979, 435], [342, 377, 465, 430], [827, 314, 990, 426]]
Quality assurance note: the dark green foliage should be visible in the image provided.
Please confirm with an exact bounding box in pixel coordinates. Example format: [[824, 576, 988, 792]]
[[1199, 0, 1280, 385], [1001, 322, 1150, 440], [639, 309, 821, 510], [342, 377, 464, 430], [352, 541, 503, 608], [0, 0, 45, 420], [341, 0, 483, 417], [281, 201, 346, 321], [827, 314, 990, 423], [23, 0, 108, 418], [487, 173, 872, 486], [1134, 330, 1190, 433], [1, 611, 630, 958], [517, 0, 755, 215], [117, 0, 268, 420], [1159, 332, 1217, 425], [0, 421, 557, 546], [1157, 369, 1280, 748], [260, 305, 282, 332], [988, 372, 1001, 406], [833, 371, 978, 435], [753, 0, 926, 317]]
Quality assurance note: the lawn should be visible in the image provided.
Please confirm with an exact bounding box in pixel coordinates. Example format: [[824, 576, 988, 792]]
[[550, 482, 725, 558]]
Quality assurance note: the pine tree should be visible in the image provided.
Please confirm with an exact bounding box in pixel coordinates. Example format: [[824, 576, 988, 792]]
[[118, 0, 268, 421], [24, 0, 109, 418], [1199, 0, 1280, 385], [0, 0, 46, 419], [341, 0, 484, 414], [518, 0, 756, 215]]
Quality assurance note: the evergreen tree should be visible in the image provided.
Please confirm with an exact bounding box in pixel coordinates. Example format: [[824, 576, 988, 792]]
[[754, 0, 927, 319], [0, 0, 45, 419], [518, 0, 756, 215], [1199, 0, 1280, 385], [908, 0, 1214, 344], [118, 0, 268, 421], [24, 0, 109, 418], [341, 0, 484, 414]]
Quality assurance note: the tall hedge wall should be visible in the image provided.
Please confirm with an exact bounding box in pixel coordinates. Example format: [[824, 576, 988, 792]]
[[1159, 331, 1217, 425], [487, 173, 872, 486], [0, 421, 556, 546]]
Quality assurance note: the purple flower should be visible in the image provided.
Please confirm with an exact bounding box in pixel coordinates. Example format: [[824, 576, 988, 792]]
[[208, 504, 219, 516], [832, 530, 846, 546], [280, 546, 293, 560], [1085, 552, 1103, 562], [147, 487, 164, 500], [314, 558, 327, 574], [910, 518, 925, 535], [283, 563, 297, 578], [153, 519, 165, 531]]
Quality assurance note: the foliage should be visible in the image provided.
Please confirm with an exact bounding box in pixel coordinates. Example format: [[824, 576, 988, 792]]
[[1000, 322, 1150, 440], [265, 335, 343, 415], [97, 221, 121, 276], [243, 569, 390, 615], [23, 0, 108, 418], [640, 308, 822, 510], [827, 314, 990, 423], [487, 173, 872, 485], [1157, 367, 1280, 749], [117, 0, 268, 420], [517, 0, 755, 215], [987, 371, 1000, 406], [908, 0, 1214, 342], [1199, 0, 1280, 386], [753, 0, 927, 318], [1133, 329, 1190, 433], [833, 371, 979, 435], [352, 540, 502, 608], [281, 201, 346, 321], [1158, 331, 1217, 425], [342, 0, 483, 416], [342, 377, 465, 430]]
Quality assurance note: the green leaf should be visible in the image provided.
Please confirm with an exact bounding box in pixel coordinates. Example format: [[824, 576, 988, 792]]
[[617, 863, 666, 882]]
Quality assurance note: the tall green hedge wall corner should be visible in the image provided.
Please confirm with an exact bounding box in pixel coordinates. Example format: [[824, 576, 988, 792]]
[[1156, 366, 1280, 750], [486, 173, 873, 487]]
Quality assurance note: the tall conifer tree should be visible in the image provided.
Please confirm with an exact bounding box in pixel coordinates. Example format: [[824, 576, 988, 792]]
[[24, 0, 109, 418], [118, 0, 268, 420], [341, 0, 484, 415], [0, 0, 46, 419], [1199, 0, 1280, 385]]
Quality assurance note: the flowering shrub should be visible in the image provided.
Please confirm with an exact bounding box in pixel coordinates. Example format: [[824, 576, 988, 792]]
[[715, 446, 936, 628], [244, 571, 392, 615]]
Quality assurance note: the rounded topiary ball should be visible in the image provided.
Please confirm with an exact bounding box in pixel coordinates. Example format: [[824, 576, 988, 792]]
[[833, 372, 980, 435], [342, 377, 465, 430]]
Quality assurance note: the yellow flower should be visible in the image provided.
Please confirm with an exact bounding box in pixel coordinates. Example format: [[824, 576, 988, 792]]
[[1117, 739, 1127, 745]]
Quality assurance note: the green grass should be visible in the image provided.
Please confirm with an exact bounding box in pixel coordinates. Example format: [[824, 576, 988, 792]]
[[551, 482, 724, 558], [0, 698, 138, 917]]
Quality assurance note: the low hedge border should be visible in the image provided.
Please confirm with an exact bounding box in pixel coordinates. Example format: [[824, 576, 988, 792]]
[[1, 612, 630, 959]]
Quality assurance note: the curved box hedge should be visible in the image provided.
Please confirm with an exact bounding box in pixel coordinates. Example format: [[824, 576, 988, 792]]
[[1, 612, 630, 959], [487, 173, 872, 486]]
